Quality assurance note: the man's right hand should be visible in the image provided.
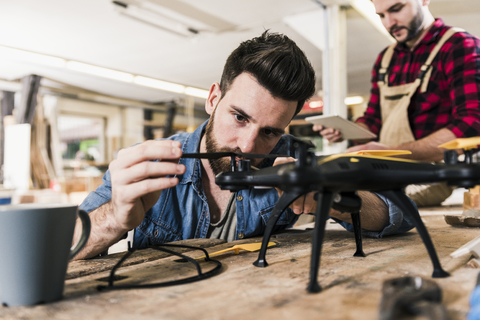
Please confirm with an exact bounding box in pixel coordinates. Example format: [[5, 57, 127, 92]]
[[312, 124, 344, 143], [109, 140, 186, 232]]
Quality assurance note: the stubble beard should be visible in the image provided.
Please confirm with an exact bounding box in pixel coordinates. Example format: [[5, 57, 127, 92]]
[[204, 112, 265, 176], [390, 6, 424, 44], [204, 113, 239, 176]]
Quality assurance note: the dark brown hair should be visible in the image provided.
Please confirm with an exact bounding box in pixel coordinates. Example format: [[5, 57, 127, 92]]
[[220, 30, 316, 116]]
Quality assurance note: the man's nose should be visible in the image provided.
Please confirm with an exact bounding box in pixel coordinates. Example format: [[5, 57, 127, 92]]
[[383, 15, 396, 31], [238, 130, 258, 154]]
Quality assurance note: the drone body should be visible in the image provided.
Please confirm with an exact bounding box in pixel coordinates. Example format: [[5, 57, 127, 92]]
[[212, 137, 480, 293]]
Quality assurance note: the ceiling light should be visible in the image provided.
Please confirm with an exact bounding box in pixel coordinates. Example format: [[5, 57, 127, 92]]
[[347, 0, 395, 43], [66, 61, 134, 82], [0, 44, 209, 99], [309, 101, 324, 109], [0, 45, 66, 68], [134, 76, 185, 93], [344, 96, 364, 105], [185, 87, 209, 99], [112, 1, 199, 38]]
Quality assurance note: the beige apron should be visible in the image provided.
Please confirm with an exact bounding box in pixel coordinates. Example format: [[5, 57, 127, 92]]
[[378, 27, 463, 146], [377, 27, 463, 206]]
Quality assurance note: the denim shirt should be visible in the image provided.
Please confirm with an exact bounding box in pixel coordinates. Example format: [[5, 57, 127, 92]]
[[80, 121, 298, 249], [80, 120, 414, 250]]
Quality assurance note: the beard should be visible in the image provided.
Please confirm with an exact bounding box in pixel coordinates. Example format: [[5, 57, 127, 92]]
[[390, 6, 424, 44], [205, 112, 240, 175], [204, 111, 266, 175]]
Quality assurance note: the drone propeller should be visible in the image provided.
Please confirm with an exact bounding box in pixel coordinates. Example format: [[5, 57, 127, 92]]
[[346, 150, 412, 157], [182, 151, 291, 172], [181, 152, 289, 160], [439, 137, 480, 150]]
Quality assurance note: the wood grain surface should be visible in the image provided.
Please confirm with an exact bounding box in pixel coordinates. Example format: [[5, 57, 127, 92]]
[[0, 210, 478, 320]]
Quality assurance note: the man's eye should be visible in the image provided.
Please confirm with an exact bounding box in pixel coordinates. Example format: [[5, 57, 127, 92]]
[[235, 114, 245, 122], [264, 129, 275, 136], [390, 5, 403, 13]]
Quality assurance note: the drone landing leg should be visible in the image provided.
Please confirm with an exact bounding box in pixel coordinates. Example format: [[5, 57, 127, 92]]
[[351, 212, 366, 257], [377, 190, 450, 278], [332, 192, 365, 257], [253, 191, 303, 268], [307, 191, 333, 293]]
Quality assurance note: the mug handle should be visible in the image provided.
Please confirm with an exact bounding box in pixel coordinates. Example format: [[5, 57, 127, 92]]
[[70, 209, 91, 259]]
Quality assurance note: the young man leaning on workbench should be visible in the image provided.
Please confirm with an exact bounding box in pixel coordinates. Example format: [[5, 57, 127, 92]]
[[72, 31, 415, 259], [316, 0, 480, 207]]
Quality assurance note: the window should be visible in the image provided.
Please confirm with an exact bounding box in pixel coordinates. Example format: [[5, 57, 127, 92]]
[[58, 115, 105, 164]]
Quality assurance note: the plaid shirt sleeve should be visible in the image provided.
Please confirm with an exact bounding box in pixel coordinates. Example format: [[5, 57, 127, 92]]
[[444, 33, 480, 138]]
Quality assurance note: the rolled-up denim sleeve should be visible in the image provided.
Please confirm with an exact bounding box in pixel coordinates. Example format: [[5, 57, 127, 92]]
[[331, 192, 415, 238], [79, 170, 113, 213]]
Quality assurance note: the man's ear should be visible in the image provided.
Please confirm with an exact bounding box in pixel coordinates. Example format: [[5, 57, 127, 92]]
[[205, 82, 221, 115]]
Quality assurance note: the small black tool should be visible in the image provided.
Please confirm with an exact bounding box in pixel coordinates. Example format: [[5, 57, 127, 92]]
[[379, 276, 449, 320]]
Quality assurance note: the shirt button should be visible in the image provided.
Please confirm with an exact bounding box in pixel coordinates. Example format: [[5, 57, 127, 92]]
[[238, 233, 245, 239], [236, 195, 243, 201], [154, 229, 160, 237]]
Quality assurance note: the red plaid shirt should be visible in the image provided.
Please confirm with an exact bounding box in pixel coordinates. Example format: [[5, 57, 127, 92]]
[[356, 19, 480, 140]]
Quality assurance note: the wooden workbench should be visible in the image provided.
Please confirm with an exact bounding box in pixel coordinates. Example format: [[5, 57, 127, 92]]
[[0, 205, 478, 320]]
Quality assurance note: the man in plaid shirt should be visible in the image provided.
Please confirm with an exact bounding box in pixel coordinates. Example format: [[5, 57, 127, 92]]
[[317, 0, 480, 206]]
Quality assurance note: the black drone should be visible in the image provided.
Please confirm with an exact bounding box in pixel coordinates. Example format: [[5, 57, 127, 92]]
[[185, 135, 480, 293]]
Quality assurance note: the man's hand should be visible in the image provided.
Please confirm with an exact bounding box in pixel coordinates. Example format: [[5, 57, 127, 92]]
[[109, 140, 186, 231], [346, 141, 390, 153], [273, 157, 316, 215], [312, 124, 344, 143], [72, 140, 186, 260]]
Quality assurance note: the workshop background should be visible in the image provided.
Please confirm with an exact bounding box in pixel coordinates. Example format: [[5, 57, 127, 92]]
[[0, 0, 478, 204]]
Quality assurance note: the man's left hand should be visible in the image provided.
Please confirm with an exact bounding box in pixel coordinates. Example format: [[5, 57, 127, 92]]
[[273, 157, 316, 215]]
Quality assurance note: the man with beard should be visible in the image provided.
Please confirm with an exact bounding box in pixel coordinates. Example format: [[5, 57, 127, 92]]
[[317, 0, 480, 207], [73, 31, 414, 259]]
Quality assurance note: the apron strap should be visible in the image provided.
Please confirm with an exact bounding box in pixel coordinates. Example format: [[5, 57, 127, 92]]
[[419, 27, 464, 92], [377, 27, 464, 91], [378, 43, 396, 85]]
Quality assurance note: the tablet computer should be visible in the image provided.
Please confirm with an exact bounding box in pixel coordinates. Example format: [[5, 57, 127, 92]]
[[305, 114, 377, 140]]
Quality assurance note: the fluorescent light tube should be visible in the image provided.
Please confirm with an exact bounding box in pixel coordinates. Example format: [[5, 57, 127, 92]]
[[134, 76, 185, 93], [114, 2, 198, 38], [0, 45, 66, 68], [66, 61, 134, 82], [185, 87, 209, 99]]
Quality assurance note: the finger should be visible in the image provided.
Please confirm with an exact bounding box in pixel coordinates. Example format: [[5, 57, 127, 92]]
[[273, 157, 296, 166], [114, 176, 180, 204], [312, 125, 324, 132], [112, 161, 186, 186], [323, 132, 343, 142], [290, 196, 306, 215], [115, 140, 183, 169], [302, 192, 316, 214]]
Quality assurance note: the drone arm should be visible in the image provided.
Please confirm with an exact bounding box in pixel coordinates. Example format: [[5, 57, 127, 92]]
[[376, 190, 449, 278], [253, 190, 304, 268]]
